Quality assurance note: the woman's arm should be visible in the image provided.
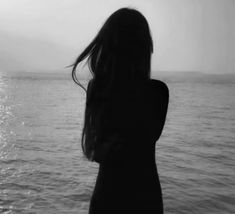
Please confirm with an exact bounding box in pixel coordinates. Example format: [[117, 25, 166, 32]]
[[151, 80, 169, 142], [92, 133, 125, 163]]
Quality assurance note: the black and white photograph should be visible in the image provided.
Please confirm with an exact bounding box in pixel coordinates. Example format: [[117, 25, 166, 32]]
[[0, 0, 234, 213]]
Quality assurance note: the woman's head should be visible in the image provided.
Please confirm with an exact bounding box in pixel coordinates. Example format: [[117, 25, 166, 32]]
[[72, 7, 153, 89], [73, 8, 153, 160]]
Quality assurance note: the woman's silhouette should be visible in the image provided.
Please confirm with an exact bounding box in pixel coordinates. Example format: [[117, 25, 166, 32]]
[[72, 8, 169, 214]]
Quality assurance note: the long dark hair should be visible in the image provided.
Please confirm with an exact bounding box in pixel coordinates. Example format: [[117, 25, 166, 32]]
[[72, 7, 153, 161]]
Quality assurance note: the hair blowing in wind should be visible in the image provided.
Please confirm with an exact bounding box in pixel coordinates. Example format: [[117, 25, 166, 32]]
[[71, 8, 154, 160]]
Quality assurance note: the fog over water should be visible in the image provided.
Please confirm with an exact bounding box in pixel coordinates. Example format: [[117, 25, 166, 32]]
[[0, 0, 234, 74]]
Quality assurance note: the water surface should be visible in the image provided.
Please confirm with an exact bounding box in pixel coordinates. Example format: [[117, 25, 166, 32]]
[[0, 72, 234, 214]]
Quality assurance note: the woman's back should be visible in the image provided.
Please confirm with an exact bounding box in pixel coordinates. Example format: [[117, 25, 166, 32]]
[[71, 7, 169, 214], [89, 79, 169, 214]]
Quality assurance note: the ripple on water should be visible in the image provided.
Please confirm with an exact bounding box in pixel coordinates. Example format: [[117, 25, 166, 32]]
[[0, 76, 234, 214]]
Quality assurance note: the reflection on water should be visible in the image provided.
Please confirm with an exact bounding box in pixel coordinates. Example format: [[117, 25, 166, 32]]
[[0, 72, 234, 214], [0, 74, 10, 161]]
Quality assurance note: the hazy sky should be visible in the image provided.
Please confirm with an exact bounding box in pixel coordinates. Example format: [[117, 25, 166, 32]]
[[0, 0, 234, 73]]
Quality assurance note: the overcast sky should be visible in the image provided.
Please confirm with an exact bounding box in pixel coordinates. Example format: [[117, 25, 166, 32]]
[[0, 0, 234, 74]]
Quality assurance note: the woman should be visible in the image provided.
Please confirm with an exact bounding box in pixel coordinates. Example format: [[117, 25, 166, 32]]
[[72, 8, 169, 214]]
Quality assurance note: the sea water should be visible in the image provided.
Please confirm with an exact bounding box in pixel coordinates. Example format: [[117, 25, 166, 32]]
[[0, 72, 234, 214]]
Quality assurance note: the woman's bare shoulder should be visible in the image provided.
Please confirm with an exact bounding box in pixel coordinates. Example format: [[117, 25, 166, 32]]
[[150, 79, 168, 90], [148, 79, 169, 97]]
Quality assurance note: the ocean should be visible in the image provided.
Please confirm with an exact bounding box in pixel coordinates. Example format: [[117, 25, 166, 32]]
[[0, 71, 234, 214]]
